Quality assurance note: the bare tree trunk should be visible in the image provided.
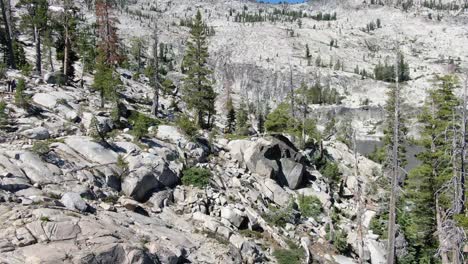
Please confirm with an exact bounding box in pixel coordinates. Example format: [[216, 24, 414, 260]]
[[435, 194, 450, 264], [386, 51, 400, 264], [100, 90, 105, 108], [301, 80, 307, 148], [49, 45, 54, 72], [63, 22, 70, 82], [461, 73, 467, 214], [353, 131, 365, 264], [35, 25, 42, 75], [5, 0, 12, 39], [0, 0, 16, 69], [289, 63, 295, 118], [151, 20, 160, 117]]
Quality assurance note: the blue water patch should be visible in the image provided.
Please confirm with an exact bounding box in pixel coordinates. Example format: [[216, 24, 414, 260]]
[[257, 0, 307, 4]]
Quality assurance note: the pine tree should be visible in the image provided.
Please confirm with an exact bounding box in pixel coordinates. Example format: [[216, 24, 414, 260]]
[[15, 78, 29, 108], [305, 44, 311, 59], [18, 0, 48, 75], [257, 113, 264, 134], [404, 75, 460, 263], [226, 97, 236, 134], [93, 51, 122, 108], [182, 10, 216, 128], [130, 37, 146, 73], [60, 0, 78, 83], [236, 102, 249, 135]]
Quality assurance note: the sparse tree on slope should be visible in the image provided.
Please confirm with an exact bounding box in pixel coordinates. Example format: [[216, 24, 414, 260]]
[[182, 10, 216, 128], [18, 0, 48, 75]]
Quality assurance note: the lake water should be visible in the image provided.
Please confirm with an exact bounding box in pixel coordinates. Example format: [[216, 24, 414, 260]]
[[256, 0, 307, 4], [356, 140, 422, 171]]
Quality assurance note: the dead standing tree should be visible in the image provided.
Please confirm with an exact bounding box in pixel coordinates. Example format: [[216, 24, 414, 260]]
[[386, 49, 400, 264]]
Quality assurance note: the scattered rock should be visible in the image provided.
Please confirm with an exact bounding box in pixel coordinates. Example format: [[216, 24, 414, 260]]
[[60, 192, 88, 212]]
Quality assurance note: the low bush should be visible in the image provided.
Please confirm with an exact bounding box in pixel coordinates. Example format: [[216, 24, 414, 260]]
[[263, 202, 296, 228], [176, 114, 198, 139], [128, 111, 159, 140], [15, 78, 30, 108], [298, 195, 323, 218], [181, 167, 212, 188], [273, 240, 304, 264]]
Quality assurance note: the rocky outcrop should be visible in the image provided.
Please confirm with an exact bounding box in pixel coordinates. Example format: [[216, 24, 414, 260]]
[[122, 153, 180, 202], [228, 135, 308, 189]]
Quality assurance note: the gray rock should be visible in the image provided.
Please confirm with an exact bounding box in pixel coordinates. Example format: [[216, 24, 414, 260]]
[[146, 242, 179, 264], [0, 154, 31, 192], [227, 139, 252, 164], [148, 189, 173, 209], [367, 239, 386, 264], [220, 207, 246, 228], [16, 151, 62, 185], [261, 179, 291, 207], [84, 243, 127, 264], [123, 155, 179, 202], [44, 72, 61, 84], [231, 136, 306, 189], [21, 127, 50, 140], [61, 192, 88, 212], [157, 125, 187, 146], [280, 158, 305, 189], [240, 241, 263, 263], [13, 227, 36, 247], [65, 136, 118, 164]]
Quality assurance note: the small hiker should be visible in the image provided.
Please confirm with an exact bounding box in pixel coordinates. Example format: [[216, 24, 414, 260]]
[[10, 79, 16, 93]]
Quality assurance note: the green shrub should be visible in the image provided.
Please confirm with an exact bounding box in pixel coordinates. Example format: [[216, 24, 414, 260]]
[[176, 114, 198, 138], [32, 141, 51, 156], [40, 216, 50, 222], [325, 226, 350, 254], [333, 229, 350, 254], [116, 154, 129, 178], [319, 161, 341, 190], [273, 240, 304, 264], [15, 78, 30, 108], [102, 195, 119, 204], [264, 103, 320, 144], [89, 116, 108, 143], [181, 167, 212, 188], [20, 63, 33, 76], [0, 63, 6, 79], [129, 111, 159, 140], [263, 202, 295, 228], [239, 229, 263, 239], [368, 145, 386, 164], [0, 101, 8, 127], [298, 195, 322, 218], [369, 212, 388, 238]]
